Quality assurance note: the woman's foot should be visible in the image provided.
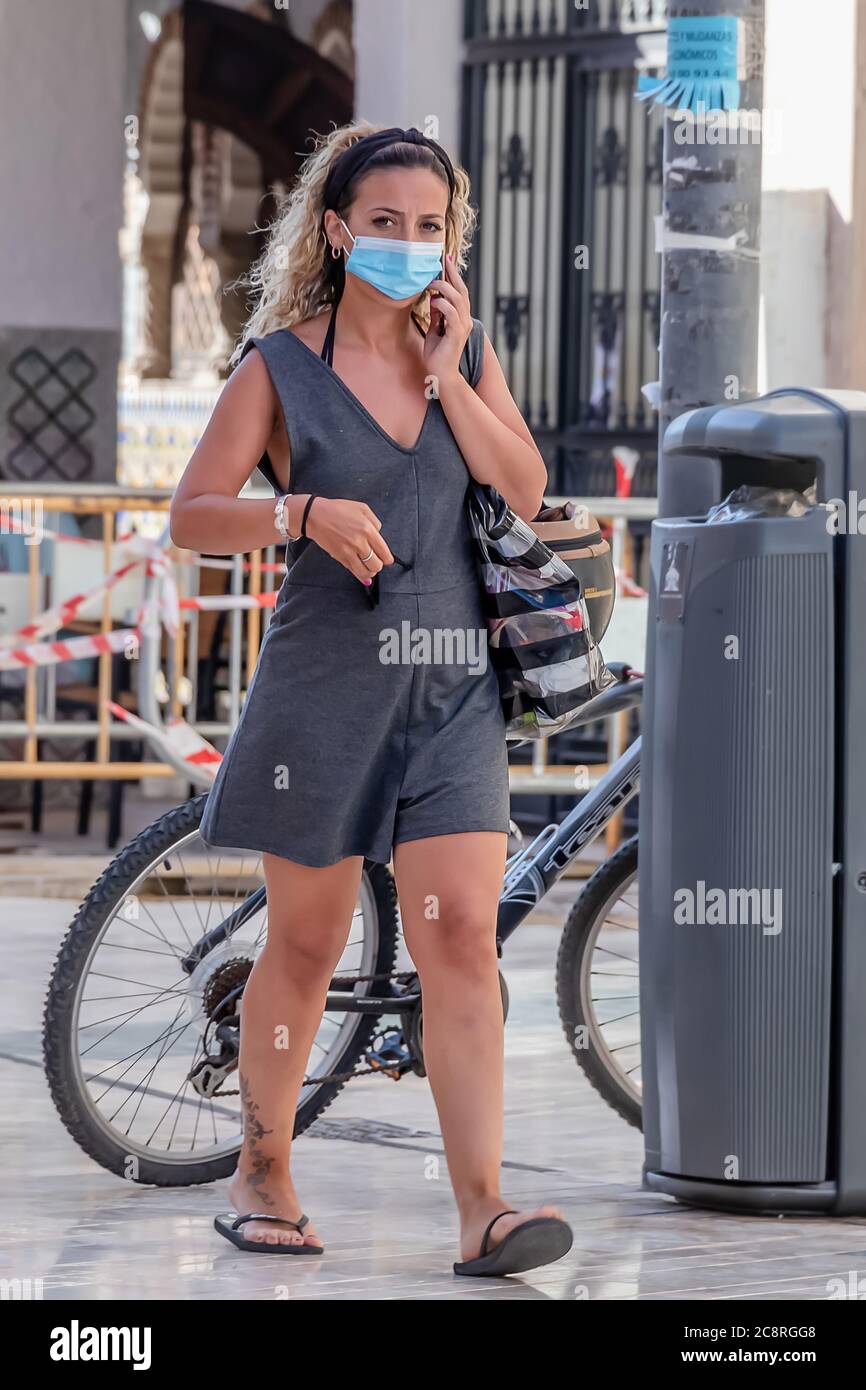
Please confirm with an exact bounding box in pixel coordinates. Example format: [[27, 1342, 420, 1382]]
[[227, 1168, 322, 1249], [458, 1196, 566, 1263]]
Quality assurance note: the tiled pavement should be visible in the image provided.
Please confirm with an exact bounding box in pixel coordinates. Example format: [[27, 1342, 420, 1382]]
[[3, 890, 865, 1301]]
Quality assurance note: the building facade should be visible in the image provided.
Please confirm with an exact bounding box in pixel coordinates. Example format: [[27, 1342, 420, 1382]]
[[1, 0, 864, 490]]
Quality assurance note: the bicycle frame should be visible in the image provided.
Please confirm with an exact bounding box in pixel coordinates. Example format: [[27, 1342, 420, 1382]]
[[496, 730, 641, 950], [181, 675, 642, 1016]]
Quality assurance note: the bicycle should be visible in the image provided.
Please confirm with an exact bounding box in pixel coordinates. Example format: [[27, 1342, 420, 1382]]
[[42, 665, 643, 1186]]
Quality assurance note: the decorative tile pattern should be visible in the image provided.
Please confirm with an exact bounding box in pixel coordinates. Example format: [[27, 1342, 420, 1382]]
[[6, 347, 96, 481], [0, 328, 120, 483]]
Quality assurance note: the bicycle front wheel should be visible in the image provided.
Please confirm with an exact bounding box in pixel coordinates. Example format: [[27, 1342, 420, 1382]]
[[556, 835, 641, 1129]]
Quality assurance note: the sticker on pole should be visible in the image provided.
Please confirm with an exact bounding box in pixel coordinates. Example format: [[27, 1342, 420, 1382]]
[[636, 16, 745, 113]]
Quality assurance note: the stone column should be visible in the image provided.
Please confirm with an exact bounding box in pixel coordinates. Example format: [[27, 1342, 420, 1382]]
[[353, 0, 464, 152], [0, 0, 126, 483]]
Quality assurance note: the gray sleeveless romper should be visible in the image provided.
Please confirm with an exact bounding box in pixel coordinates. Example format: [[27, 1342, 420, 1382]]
[[198, 311, 510, 867]]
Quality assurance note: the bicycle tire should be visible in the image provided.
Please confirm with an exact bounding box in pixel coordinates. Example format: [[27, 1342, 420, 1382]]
[[555, 835, 642, 1130]]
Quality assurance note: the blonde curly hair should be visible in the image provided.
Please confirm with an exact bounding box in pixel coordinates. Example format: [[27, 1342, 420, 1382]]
[[233, 120, 477, 365]]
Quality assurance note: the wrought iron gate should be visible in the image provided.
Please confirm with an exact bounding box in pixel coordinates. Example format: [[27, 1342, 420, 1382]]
[[461, 0, 667, 496]]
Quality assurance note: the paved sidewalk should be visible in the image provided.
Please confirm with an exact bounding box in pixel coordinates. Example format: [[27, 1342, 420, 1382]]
[[3, 893, 864, 1301]]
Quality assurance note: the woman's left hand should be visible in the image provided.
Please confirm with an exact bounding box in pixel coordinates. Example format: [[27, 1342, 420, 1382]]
[[423, 256, 472, 384]]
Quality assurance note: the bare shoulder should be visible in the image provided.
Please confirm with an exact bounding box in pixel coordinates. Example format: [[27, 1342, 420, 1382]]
[[201, 344, 280, 444], [223, 343, 276, 404]]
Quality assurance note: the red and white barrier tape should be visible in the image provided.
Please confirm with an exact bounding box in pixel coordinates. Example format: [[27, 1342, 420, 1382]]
[[0, 539, 281, 670], [0, 560, 143, 649], [106, 701, 222, 778], [2, 539, 180, 652], [3, 514, 146, 550], [4, 513, 286, 572], [179, 591, 277, 612], [0, 627, 138, 671], [135, 547, 180, 639]]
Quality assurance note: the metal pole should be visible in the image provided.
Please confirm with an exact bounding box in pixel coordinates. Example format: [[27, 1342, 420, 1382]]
[[656, 0, 766, 518]]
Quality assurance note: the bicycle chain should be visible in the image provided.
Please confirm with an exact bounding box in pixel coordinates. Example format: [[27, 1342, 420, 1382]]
[[212, 969, 418, 1096], [332, 969, 417, 987]]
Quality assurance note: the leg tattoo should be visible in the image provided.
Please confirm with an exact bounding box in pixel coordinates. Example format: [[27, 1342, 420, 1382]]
[[240, 1072, 275, 1206]]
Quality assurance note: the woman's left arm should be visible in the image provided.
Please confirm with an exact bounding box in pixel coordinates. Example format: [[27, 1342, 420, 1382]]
[[425, 258, 548, 521]]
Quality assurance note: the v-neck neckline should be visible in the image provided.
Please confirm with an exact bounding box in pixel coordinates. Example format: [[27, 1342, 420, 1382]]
[[281, 324, 435, 456]]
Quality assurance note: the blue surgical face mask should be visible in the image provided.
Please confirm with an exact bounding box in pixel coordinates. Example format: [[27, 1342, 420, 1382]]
[[339, 218, 444, 301]]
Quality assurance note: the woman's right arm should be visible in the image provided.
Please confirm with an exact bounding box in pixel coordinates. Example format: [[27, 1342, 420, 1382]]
[[169, 350, 394, 581], [170, 350, 304, 555]]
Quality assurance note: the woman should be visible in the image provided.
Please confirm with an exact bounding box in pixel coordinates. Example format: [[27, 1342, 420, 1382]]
[[170, 121, 572, 1277]]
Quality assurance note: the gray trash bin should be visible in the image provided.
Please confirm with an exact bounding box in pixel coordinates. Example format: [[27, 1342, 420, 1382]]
[[640, 389, 866, 1214]]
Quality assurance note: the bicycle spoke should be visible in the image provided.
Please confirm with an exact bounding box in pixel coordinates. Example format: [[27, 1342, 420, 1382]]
[[164, 1073, 196, 1151], [112, 905, 191, 958], [79, 987, 199, 1031], [593, 942, 639, 966], [79, 978, 191, 1056], [146, 1037, 213, 1148], [150, 871, 198, 952], [608, 1034, 641, 1052], [112, 1012, 199, 1131], [190, 1091, 205, 1151], [95, 942, 185, 959], [90, 1007, 189, 1092], [172, 846, 210, 938], [83, 990, 191, 1003], [598, 1010, 641, 1029], [85, 971, 194, 999], [91, 1013, 194, 1105]]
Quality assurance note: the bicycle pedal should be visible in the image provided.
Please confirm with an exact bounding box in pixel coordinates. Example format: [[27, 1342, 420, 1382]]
[[366, 1029, 411, 1078], [367, 1059, 402, 1080]]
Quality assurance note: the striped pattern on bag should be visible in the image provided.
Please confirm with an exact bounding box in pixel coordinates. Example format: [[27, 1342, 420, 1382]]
[[467, 483, 615, 741]]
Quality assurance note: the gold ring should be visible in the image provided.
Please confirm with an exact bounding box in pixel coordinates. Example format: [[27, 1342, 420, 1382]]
[[361, 547, 375, 564]]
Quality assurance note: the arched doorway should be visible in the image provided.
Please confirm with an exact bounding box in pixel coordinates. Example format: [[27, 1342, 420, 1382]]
[[133, 0, 353, 380]]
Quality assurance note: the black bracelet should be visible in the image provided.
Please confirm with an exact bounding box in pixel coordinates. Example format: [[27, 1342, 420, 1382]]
[[301, 494, 318, 539]]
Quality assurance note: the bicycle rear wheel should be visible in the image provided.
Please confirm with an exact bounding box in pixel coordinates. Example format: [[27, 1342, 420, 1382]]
[[43, 795, 400, 1186]]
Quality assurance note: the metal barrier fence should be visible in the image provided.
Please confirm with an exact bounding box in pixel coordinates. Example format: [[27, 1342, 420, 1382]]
[[0, 483, 279, 784], [0, 484, 655, 809]]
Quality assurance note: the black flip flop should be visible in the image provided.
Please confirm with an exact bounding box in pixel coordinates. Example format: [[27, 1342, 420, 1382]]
[[453, 1209, 573, 1278], [214, 1212, 323, 1255]]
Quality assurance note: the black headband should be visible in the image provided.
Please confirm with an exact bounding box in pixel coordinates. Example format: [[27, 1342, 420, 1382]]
[[322, 126, 456, 215]]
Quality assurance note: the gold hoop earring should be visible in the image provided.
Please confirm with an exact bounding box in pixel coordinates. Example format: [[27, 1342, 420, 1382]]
[[331, 244, 341, 260]]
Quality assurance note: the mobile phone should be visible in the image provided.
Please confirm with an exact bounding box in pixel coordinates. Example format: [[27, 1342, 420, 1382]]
[[436, 254, 447, 336]]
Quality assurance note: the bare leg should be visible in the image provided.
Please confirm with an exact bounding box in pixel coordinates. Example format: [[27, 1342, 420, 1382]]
[[226, 852, 363, 1246], [393, 832, 565, 1262]]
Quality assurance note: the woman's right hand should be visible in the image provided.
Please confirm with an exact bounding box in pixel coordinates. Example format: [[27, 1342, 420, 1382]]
[[301, 496, 394, 584]]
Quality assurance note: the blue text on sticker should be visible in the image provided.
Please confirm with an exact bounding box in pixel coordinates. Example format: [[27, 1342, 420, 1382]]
[[636, 15, 744, 114]]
